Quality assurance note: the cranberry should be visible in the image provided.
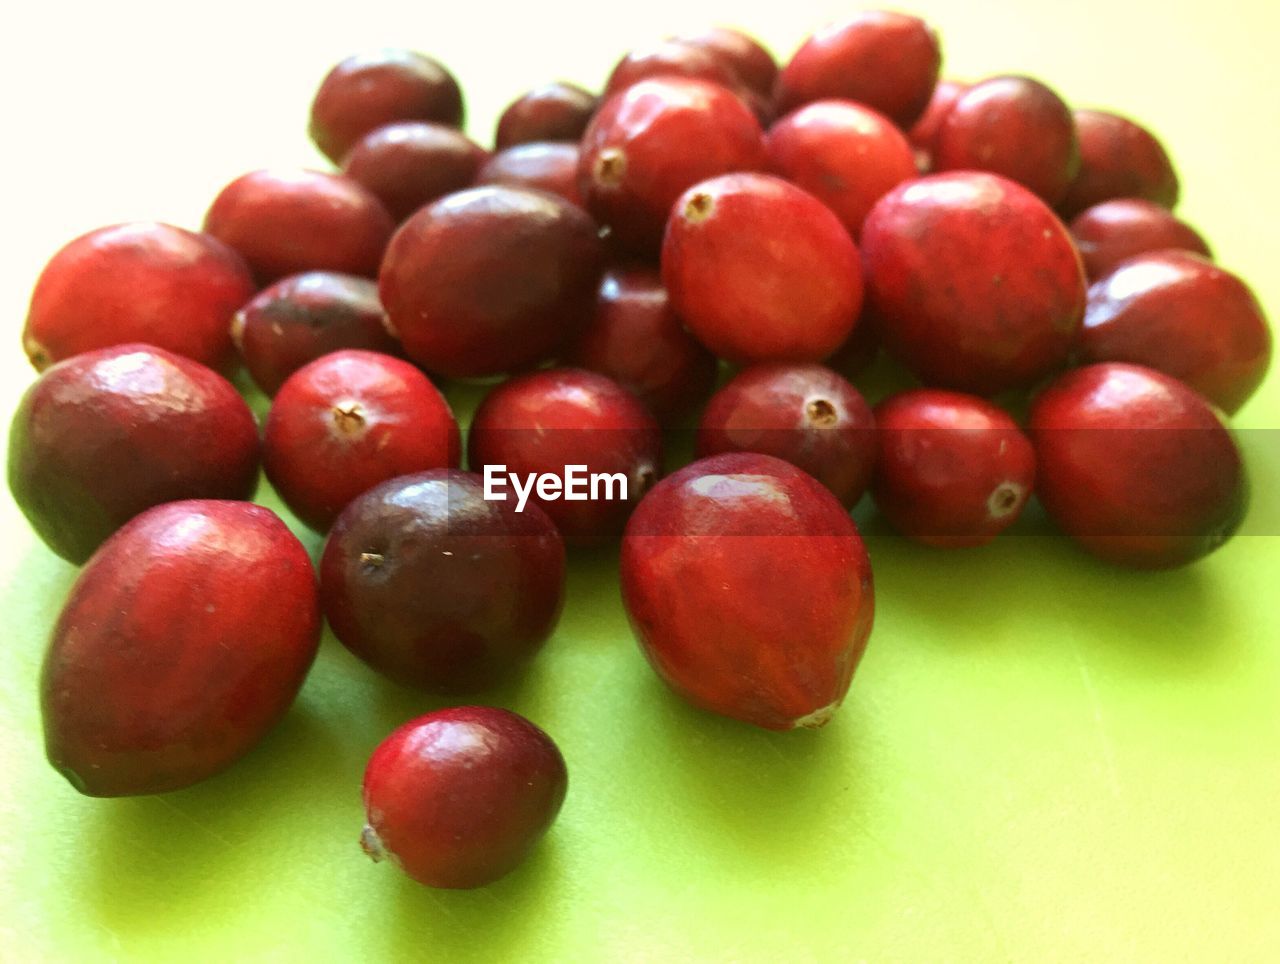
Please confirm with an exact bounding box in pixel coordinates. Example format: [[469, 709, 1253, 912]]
[[1059, 109, 1179, 217], [231, 272, 400, 396], [765, 99, 917, 239], [696, 363, 876, 508], [566, 266, 717, 423], [1069, 198, 1211, 280], [42, 500, 320, 796], [776, 11, 941, 127], [861, 171, 1086, 394], [907, 79, 967, 166], [264, 350, 460, 532], [361, 707, 567, 888], [1079, 250, 1271, 413], [1029, 363, 1246, 568], [933, 76, 1080, 206], [671, 27, 778, 96], [621, 452, 875, 730], [871, 389, 1035, 547], [604, 40, 741, 96], [8, 345, 260, 564], [578, 78, 765, 255], [495, 82, 597, 148], [309, 50, 463, 163], [320, 471, 565, 691], [662, 173, 863, 363], [380, 185, 603, 378], [204, 169, 394, 284], [476, 142, 583, 205], [23, 222, 254, 373], [341, 122, 488, 222]]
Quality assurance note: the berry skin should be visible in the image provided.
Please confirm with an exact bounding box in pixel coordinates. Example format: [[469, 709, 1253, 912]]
[[341, 122, 488, 222], [476, 142, 584, 206], [496, 82, 597, 148], [1069, 199, 1211, 281], [1059, 109, 1179, 217]]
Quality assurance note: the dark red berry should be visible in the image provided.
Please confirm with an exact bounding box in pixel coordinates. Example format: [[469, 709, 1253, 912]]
[[605, 40, 741, 96], [671, 27, 778, 96], [1069, 198, 1211, 280], [907, 79, 967, 166], [1059, 109, 1179, 217], [825, 308, 882, 379], [495, 82, 598, 148], [476, 142, 583, 205], [341, 122, 488, 222]]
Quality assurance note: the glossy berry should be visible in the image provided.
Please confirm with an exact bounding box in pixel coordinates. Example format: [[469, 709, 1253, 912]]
[[341, 122, 488, 222], [604, 40, 741, 97], [671, 27, 778, 96], [662, 173, 863, 363], [23, 222, 254, 373], [476, 142, 583, 205], [907, 79, 967, 165], [9, 345, 260, 564], [1029, 363, 1246, 569], [495, 82, 597, 148], [871, 389, 1035, 547], [321, 471, 565, 691], [361, 707, 567, 889], [264, 350, 460, 532], [1059, 109, 1179, 217], [621, 453, 875, 730], [1069, 198, 1211, 280], [42, 500, 320, 796]]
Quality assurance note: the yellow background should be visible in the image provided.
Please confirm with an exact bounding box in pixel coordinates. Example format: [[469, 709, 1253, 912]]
[[2, 0, 1278, 959]]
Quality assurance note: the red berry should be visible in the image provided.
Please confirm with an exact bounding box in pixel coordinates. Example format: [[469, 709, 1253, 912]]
[[204, 169, 394, 284], [495, 82, 598, 148], [8, 345, 260, 564], [309, 50, 463, 164], [476, 142, 583, 206], [23, 222, 254, 373], [621, 453, 875, 730], [380, 186, 603, 378], [264, 350, 460, 531], [1079, 250, 1271, 413], [341, 122, 488, 222], [671, 27, 778, 96], [871, 389, 1035, 547], [662, 173, 863, 363], [696, 363, 876, 507], [605, 40, 741, 97], [1029, 363, 1246, 569], [42, 500, 320, 796], [1059, 109, 1179, 217], [861, 171, 1086, 394], [321, 471, 565, 691], [1069, 198, 1211, 280], [907, 79, 967, 164], [361, 707, 567, 888]]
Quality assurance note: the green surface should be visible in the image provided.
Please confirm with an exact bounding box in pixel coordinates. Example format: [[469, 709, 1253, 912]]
[[2, 1, 1279, 960]]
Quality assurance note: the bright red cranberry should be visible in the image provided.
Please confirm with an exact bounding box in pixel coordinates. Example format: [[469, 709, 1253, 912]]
[[1059, 109, 1179, 217], [604, 39, 741, 96], [495, 82, 597, 148], [1029, 363, 1246, 568], [23, 222, 254, 373], [933, 76, 1080, 206], [566, 266, 717, 423], [907, 79, 967, 166], [871, 389, 1035, 547], [467, 369, 663, 546], [671, 27, 778, 96], [341, 122, 488, 222], [776, 11, 941, 127], [204, 169, 394, 284], [662, 173, 863, 363], [579, 78, 765, 255], [380, 186, 603, 378], [264, 350, 459, 532], [1079, 251, 1271, 413], [42, 500, 320, 796], [621, 452, 875, 730], [361, 707, 567, 888], [765, 99, 917, 239], [696, 364, 876, 507], [8, 345, 260, 564], [861, 171, 1086, 394], [309, 50, 463, 163], [321, 471, 565, 691], [476, 142, 583, 205], [232, 272, 399, 396], [1069, 198, 1211, 280]]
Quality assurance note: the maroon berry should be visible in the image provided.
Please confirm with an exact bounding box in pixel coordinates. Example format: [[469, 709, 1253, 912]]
[[8, 345, 260, 564], [662, 173, 863, 363], [1069, 198, 1211, 280], [341, 122, 488, 222], [861, 171, 1087, 394], [1079, 251, 1271, 413], [361, 707, 567, 888], [264, 350, 460, 532], [23, 222, 254, 373], [671, 27, 778, 96], [495, 82, 597, 148], [605, 40, 741, 96], [1029, 363, 1246, 569], [872, 389, 1035, 547], [42, 500, 320, 796], [1059, 109, 1179, 217], [309, 50, 463, 163], [476, 142, 583, 205], [907, 79, 967, 164], [321, 471, 565, 691], [204, 169, 394, 284], [232, 272, 400, 396], [380, 186, 603, 378], [621, 453, 875, 730]]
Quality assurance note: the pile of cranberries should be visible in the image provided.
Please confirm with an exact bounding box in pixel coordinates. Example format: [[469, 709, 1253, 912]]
[[9, 11, 1269, 890]]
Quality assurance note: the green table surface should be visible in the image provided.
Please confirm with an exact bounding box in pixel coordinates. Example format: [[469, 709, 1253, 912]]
[[3, 1, 1278, 960]]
